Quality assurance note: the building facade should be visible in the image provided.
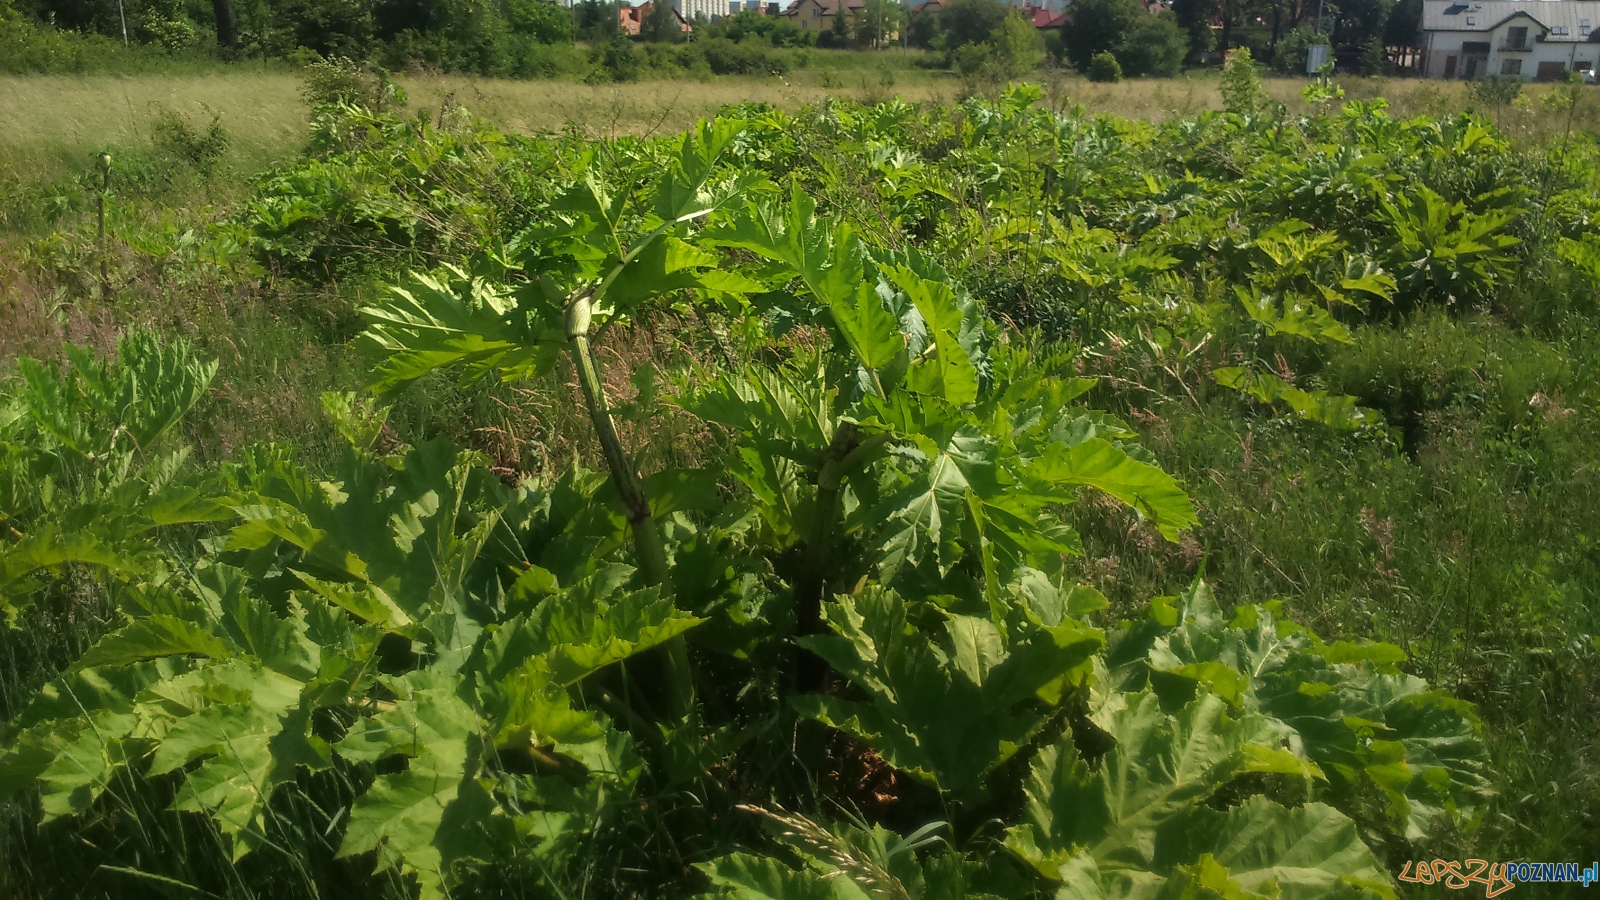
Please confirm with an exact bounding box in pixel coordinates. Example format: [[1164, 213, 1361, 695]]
[[780, 0, 867, 33], [674, 0, 731, 21], [1420, 0, 1600, 80]]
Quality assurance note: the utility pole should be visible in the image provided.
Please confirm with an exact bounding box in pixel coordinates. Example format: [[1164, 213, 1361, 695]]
[[117, 0, 129, 45]]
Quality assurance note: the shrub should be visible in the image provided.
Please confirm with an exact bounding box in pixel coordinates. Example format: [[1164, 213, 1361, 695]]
[[700, 35, 786, 74], [641, 0, 685, 43], [1087, 49, 1122, 81], [1468, 74, 1524, 109], [594, 32, 641, 81], [509, 39, 588, 77], [151, 105, 230, 174], [300, 55, 404, 111]]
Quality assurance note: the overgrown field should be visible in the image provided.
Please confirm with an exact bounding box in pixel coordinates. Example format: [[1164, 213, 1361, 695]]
[[0, 63, 1597, 900]]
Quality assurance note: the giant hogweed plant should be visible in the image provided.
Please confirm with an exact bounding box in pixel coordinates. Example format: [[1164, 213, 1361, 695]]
[[0, 116, 1491, 898], [0, 331, 227, 624]]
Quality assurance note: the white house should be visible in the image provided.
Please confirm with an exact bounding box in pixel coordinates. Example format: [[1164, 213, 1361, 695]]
[[1420, 0, 1600, 80]]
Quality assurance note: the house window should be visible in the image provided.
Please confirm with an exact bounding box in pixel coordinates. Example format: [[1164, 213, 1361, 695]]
[[1577, 60, 1594, 71], [1501, 57, 1523, 75], [1506, 26, 1527, 48], [1445, 55, 1458, 78], [1583, 25, 1592, 36], [1552, 26, 1568, 35], [1466, 15, 1475, 24]]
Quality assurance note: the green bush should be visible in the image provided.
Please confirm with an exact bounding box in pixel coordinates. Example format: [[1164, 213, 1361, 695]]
[[1087, 49, 1121, 81], [706, 8, 814, 46], [593, 32, 641, 80], [700, 35, 788, 75], [1270, 24, 1319, 74], [151, 105, 230, 174]]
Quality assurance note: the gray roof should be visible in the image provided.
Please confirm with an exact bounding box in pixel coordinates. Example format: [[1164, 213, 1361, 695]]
[[1423, 0, 1600, 40]]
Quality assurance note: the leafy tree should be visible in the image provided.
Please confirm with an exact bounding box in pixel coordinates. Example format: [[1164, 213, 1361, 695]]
[[855, 0, 900, 49], [1384, 0, 1420, 48], [1060, 0, 1139, 71], [1216, 0, 1249, 55], [503, 0, 573, 42], [1332, 0, 1391, 48], [1359, 34, 1384, 75], [1115, 9, 1186, 76], [819, 3, 849, 47], [574, 0, 617, 39], [934, 0, 1005, 50], [274, 0, 372, 56], [1171, 0, 1215, 60], [641, 0, 683, 42], [990, 10, 1042, 77]]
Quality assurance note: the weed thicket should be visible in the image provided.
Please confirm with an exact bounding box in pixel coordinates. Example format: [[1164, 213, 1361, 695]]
[[0, 72, 1596, 898]]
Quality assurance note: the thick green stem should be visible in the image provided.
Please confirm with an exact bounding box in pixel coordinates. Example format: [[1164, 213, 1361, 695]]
[[792, 423, 861, 691], [567, 296, 669, 585], [566, 294, 691, 719]]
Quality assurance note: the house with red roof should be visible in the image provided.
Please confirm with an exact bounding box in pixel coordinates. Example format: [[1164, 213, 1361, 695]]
[[619, 2, 693, 36]]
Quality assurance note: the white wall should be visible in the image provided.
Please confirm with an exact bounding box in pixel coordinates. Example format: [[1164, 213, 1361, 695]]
[[1425, 21, 1596, 79], [675, 0, 731, 20]]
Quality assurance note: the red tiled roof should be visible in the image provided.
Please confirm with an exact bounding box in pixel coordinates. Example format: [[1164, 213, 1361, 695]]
[[1026, 5, 1067, 27]]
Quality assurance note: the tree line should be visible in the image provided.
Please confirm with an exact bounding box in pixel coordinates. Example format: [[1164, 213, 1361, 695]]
[[3, 0, 1423, 79], [911, 0, 1420, 80]]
